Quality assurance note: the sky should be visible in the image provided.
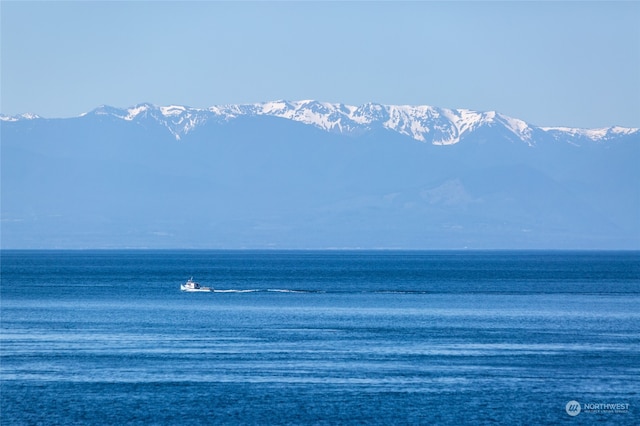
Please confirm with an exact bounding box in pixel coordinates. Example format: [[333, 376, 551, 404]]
[[1, 1, 639, 129]]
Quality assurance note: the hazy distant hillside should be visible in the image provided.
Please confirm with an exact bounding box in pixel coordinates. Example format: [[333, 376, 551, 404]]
[[1, 101, 638, 249]]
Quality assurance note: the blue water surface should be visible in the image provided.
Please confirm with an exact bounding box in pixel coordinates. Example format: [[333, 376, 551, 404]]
[[1, 250, 639, 424]]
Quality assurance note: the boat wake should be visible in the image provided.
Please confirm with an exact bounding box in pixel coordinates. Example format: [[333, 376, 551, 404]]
[[201, 289, 434, 294], [181, 279, 431, 294], [211, 289, 323, 294]]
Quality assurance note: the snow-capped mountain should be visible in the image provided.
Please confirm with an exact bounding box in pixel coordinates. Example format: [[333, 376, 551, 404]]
[[0, 112, 42, 121], [3, 100, 637, 145], [2, 99, 639, 249]]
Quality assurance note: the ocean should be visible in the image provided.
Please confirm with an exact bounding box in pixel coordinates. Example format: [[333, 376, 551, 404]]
[[1, 250, 638, 424]]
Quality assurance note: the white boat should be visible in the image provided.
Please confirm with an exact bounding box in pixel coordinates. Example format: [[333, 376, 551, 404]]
[[180, 277, 213, 292]]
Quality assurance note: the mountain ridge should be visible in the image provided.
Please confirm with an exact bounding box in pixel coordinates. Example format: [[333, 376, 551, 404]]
[[2, 100, 637, 146], [2, 99, 638, 249]]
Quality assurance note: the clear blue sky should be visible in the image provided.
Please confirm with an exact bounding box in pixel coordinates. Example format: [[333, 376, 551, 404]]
[[2, 1, 639, 128]]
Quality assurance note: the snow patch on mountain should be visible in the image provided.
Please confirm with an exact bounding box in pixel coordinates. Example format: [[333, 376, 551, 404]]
[[541, 125, 638, 142], [0, 112, 42, 122], [125, 104, 152, 120], [159, 105, 187, 116]]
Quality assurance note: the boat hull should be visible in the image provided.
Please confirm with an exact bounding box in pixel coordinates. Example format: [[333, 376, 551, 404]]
[[180, 285, 213, 292]]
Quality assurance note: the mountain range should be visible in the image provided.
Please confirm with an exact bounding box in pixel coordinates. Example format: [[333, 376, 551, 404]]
[[1, 100, 639, 249], [4, 100, 636, 145]]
